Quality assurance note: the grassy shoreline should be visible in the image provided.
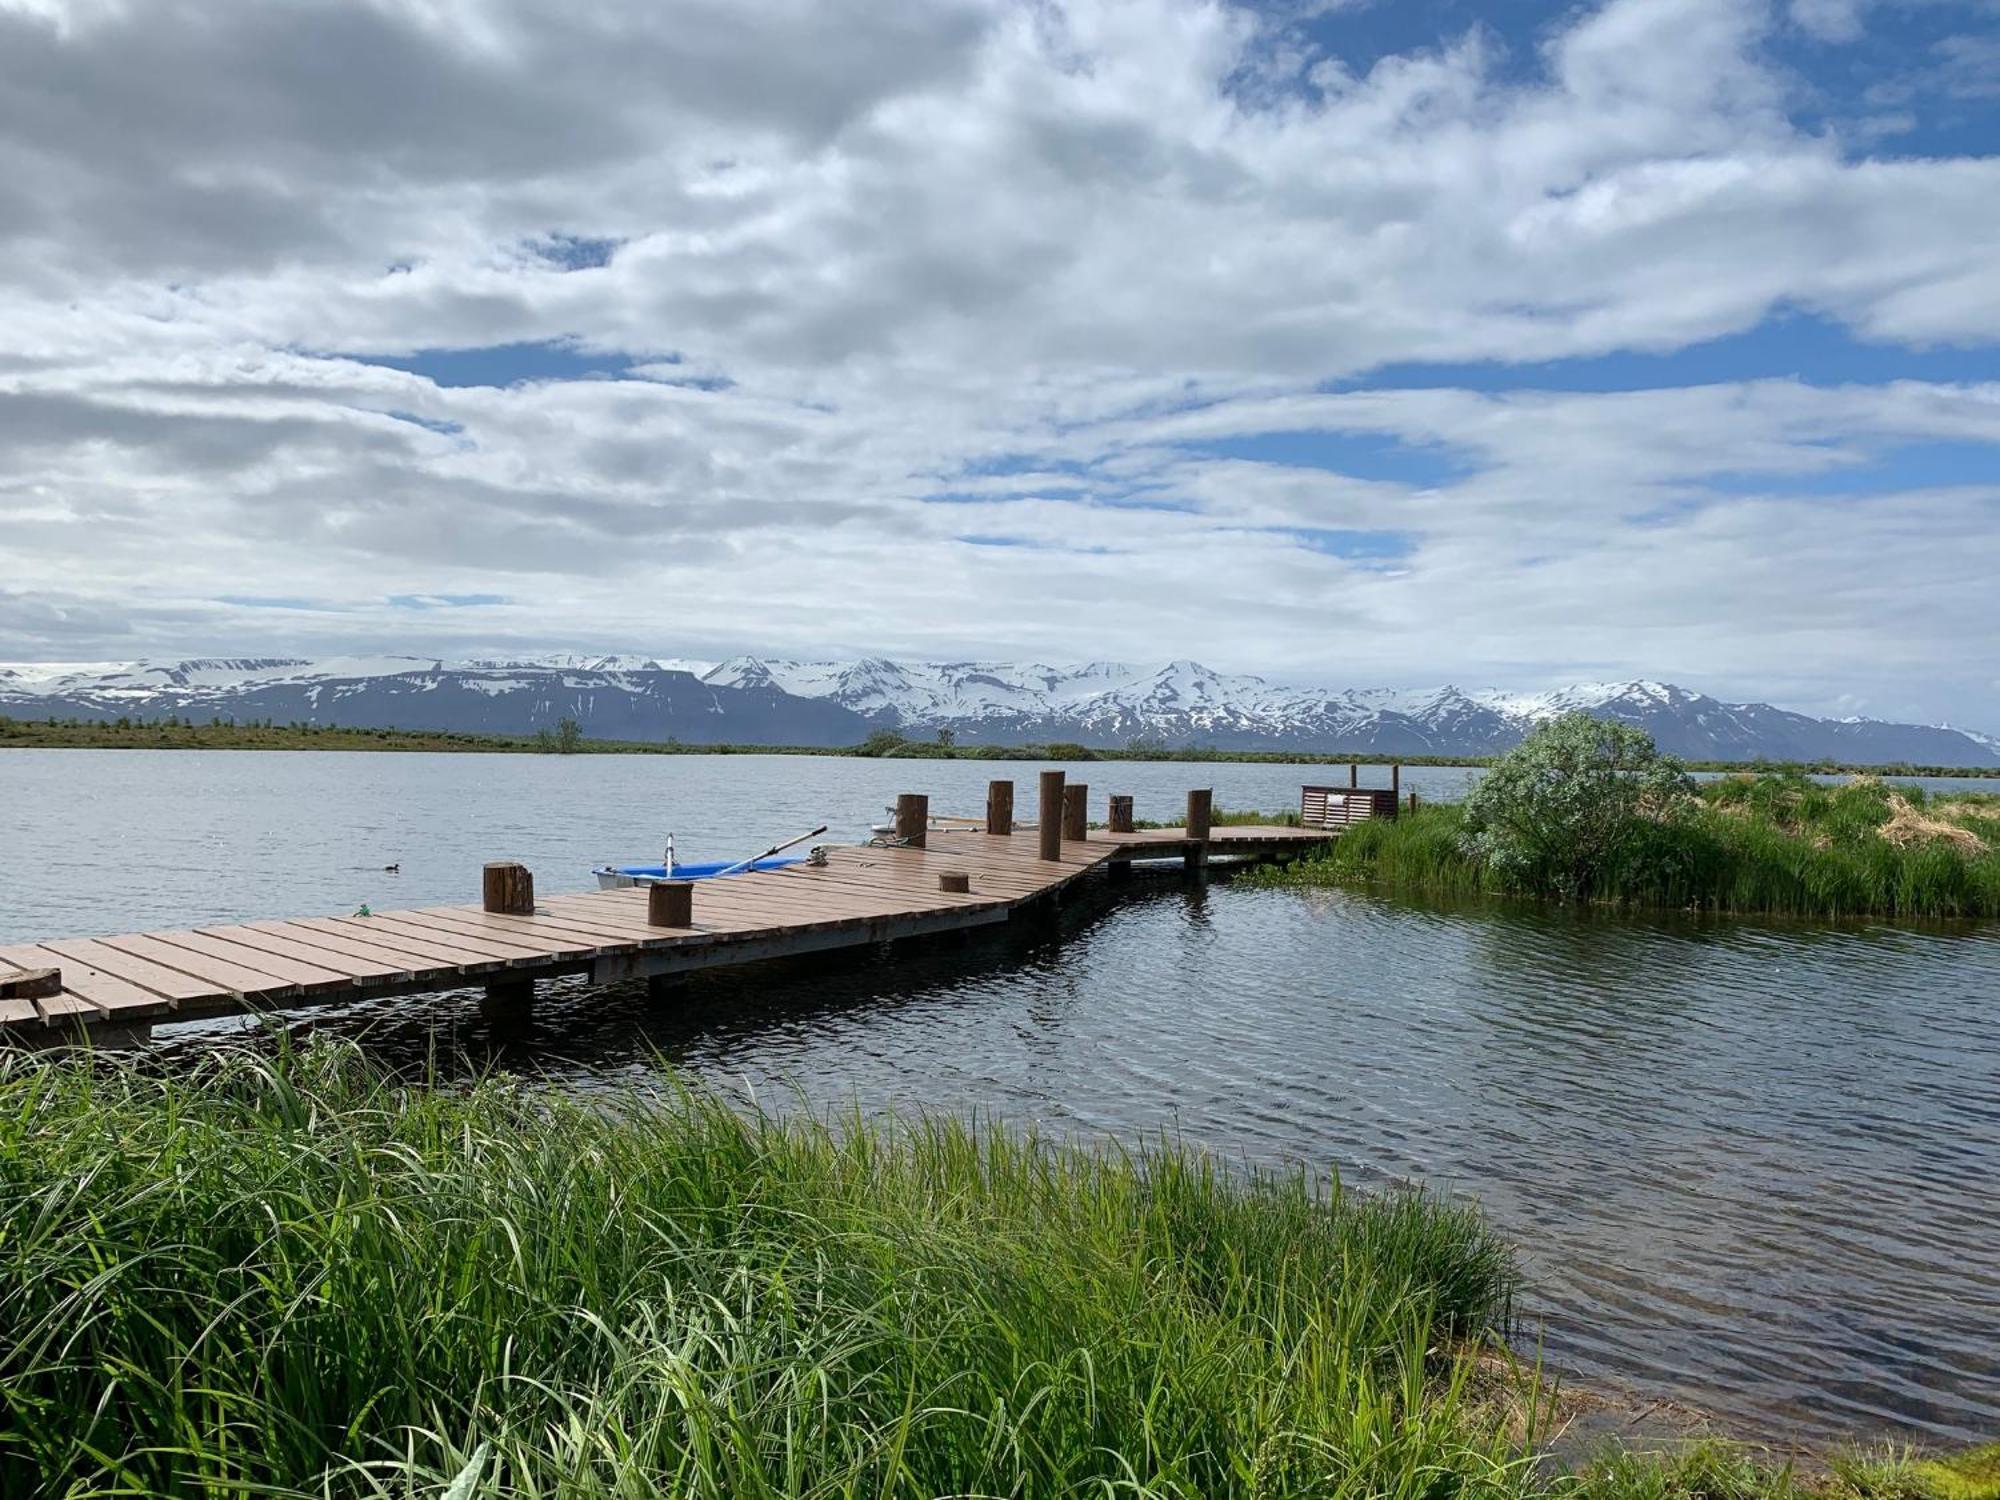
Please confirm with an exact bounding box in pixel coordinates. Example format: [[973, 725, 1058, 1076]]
[[0, 1043, 1990, 1497], [1258, 774, 2000, 919], [4, 712, 1998, 778]]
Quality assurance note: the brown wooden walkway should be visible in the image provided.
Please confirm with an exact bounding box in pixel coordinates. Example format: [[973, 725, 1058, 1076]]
[[0, 823, 1325, 1044]]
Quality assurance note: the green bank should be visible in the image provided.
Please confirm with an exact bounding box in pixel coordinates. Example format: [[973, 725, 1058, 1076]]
[[1259, 717, 2000, 919], [1, 1043, 1991, 1498]]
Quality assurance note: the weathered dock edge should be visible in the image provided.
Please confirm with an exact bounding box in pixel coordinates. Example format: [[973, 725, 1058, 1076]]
[[1, 817, 1328, 1045]]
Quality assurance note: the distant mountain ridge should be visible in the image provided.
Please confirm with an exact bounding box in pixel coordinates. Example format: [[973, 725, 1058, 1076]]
[[2, 654, 1995, 767]]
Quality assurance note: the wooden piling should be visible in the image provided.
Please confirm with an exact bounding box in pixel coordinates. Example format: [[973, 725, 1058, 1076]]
[[986, 779, 1014, 836], [938, 871, 970, 894], [1186, 788, 1213, 841], [1108, 794, 1134, 833], [1037, 771, 1065, 861], [1062, 783, 1089, 842], [648, 880, 694, 927], [482, 860, 534, 915], [894, 793, 929, 848], [0, 968, 59, 1002], [1391, 764, 1401, 802], [1185, 788, 1213, 872], [1349, 762, 1359, 789]]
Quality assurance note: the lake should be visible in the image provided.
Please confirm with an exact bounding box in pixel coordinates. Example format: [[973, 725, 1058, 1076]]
[[2, 749, 1996, 1447]]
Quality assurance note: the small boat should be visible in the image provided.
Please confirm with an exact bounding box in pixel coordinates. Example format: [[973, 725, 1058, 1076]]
[[593, 823, 829, 889], [594, 855, 807, 889]]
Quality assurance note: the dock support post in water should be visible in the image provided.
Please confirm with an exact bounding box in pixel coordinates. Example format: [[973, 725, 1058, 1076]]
[[1184, 788, 1212, 872], [1062, 783, 1088, 842], [1037, 771, 1065, 862], [483, 860, 535, 915], [895, 793, 929, 848], [986, 779, 1014, 835], [481, 976, 535, 1021], [1107, 794, 1135, 881]]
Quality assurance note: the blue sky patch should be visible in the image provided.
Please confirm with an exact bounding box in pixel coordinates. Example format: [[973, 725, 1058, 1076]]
[[383, 409, 465, 436], [387, 593, 511, 610], [1704, 437, 2000, 496], [214, 595, 350, 612], [1273, 526, 1417, 562], [529, 233, 621, 270], [1355, 312, 2000, 395], [1179, 430, 1471, 487], [348, 340, 638, 389]]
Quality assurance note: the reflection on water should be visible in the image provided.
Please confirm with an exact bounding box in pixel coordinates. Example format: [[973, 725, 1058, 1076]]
[[4, 750, 1999, 1447]]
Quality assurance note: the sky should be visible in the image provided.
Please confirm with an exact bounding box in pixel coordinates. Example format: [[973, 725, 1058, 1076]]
[[1, 0, 1997, 728]]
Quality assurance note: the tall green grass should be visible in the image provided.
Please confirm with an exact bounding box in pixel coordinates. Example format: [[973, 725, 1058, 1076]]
[[1257, 776, 2000, 919], [0, 1042, 1524, 1497]]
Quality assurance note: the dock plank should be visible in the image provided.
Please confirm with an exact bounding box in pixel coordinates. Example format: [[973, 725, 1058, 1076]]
[[37, 937, 219, 1005], [96, 933, 304, 1000]]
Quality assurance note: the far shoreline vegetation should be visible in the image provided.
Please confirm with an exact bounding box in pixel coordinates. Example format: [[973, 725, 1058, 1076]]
[[3, 711, 1998, 779]]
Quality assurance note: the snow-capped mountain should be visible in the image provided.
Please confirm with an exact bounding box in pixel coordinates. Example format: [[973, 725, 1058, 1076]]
[[2, 655, 1995, 766]]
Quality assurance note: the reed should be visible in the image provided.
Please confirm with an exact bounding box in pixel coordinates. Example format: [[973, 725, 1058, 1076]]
[[1258, 775, 2000, 919], [0, 1042, 1522, 1497]]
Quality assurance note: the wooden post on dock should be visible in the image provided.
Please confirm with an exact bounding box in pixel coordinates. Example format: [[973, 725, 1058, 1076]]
[[894, 793, 929, 848], [1037, 771, 1065, 861], [0, 968, 60, 1002], [1349, 762, 1359, 789], [986, 779, 1014, 835], [1107, 794, 1135, 882], [1185, 787, 1212, 872], [1391, 764, 1401, 812], [648, 880, 693, 927], [1062, 782, 1088, 842], [483, 860, 535, 915]]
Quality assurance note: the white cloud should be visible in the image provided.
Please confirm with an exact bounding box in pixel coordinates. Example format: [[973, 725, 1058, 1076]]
[[0, 0, 1997, 726]]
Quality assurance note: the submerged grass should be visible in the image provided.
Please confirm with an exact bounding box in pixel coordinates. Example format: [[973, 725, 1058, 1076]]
[[1256, 775, 2000, 919], [0, 1041, 1524, 1497]]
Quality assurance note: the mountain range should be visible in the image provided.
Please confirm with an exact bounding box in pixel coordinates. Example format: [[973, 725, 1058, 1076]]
[[2, 655, 1996, 767]]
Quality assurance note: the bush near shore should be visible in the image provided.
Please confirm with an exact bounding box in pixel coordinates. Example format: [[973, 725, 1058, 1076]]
[[1262, 771, 2000, 919]]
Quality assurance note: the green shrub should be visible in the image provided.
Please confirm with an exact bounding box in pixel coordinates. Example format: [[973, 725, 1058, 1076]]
[[1460, 715, 1695, 901]]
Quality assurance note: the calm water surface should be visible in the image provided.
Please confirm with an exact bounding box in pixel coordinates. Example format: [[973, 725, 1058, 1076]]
[[2, 750, 1996, 1446]]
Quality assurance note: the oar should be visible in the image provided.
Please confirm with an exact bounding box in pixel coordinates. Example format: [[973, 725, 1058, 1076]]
[[712, 824, 829, 879]]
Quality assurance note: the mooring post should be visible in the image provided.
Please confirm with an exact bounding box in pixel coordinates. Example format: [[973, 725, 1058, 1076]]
[[1062, 782, 1088, 842], [648, 879, 694, 927], [1349, 762, 1359, 789], [0, 967, 60, 1002], [1037, 770, 1065, 862], [1408, 788, 1420, 815], [1391, 763, 1401, 808], [1185, 787, 1212, 872], [894, 793, 929, 848], [1106, 794, 1135, 882], [482, 860, 535, 914], [986, 778, 1014, 835]]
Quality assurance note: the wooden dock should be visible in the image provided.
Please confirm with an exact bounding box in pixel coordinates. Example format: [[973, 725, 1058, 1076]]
[[1, 780, 1330, 1044]]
